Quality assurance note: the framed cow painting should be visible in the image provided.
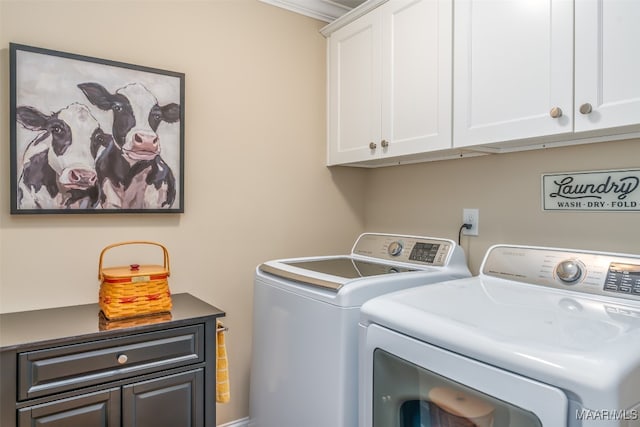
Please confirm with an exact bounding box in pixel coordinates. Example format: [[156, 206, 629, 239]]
[[9, 43, 185, 214]]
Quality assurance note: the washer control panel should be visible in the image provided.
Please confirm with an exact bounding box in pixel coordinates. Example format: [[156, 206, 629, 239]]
[[482, 245, 640, 301], [352, 233, 455, 267]]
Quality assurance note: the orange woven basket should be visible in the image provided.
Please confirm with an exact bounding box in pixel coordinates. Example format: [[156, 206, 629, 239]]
[[98, 241, 172, 320]]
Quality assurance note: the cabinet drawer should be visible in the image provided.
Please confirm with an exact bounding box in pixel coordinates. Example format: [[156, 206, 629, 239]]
[[18, 325, 204, 400]]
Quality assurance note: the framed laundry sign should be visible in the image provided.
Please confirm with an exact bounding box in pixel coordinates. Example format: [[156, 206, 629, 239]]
[[542, 169, 640, 211]]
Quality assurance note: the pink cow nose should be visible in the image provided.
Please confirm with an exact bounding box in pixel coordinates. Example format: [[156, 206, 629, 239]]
[[134, 132, 159, 146], [69, 168, 98, 187]]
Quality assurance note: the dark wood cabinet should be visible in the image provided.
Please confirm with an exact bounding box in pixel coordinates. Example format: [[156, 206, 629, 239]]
[[1, 293, 224, 427], [18, 388, 121, 427], [122, 369, 203, 427]]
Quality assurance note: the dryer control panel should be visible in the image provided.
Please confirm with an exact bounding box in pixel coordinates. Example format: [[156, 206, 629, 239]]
[[352, 233, 455, 267], [482, 245, 640, 302], [604, 263, 640, 295]]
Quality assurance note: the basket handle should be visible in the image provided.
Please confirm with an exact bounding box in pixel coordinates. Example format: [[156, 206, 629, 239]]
[[98, 241, 170, 280]]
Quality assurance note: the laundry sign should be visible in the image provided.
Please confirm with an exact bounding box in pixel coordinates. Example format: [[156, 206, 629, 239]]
[[542, 169, 640, 211]]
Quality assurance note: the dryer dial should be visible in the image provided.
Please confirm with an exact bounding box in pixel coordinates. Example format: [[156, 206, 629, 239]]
[[556, 259, 584, 284]]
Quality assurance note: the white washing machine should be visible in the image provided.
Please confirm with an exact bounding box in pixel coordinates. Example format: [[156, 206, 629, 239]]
[[249, 233, 471, 427], [360, 244, 640, 427]]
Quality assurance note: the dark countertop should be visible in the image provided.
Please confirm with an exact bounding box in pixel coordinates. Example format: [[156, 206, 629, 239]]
[[0, 293, 225, 350]]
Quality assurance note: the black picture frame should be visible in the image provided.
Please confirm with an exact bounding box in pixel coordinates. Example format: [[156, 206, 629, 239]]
[[10, 43, 185, 214]]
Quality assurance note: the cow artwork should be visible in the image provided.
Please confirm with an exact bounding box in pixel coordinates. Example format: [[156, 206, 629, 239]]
[[11, 43, 184, 214], [15, 103, 111, 209], [78, 82, 180, 209]]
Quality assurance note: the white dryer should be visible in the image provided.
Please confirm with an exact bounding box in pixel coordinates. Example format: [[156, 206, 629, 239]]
[[360, 244, 640, 427], [249, 233, 471, 427]]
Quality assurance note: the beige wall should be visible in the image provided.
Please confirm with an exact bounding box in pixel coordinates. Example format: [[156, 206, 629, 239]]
[[0, 1, 366, 424], [364, 139, 640, 273], [2, 1, 640, 425]]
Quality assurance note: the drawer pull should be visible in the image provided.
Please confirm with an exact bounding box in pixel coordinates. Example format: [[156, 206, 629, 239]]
[[117, 354, 128, 364]]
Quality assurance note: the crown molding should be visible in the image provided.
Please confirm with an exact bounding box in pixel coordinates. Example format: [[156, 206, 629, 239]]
[[319, 0, 388, 36], [259, 0, 353, 22]]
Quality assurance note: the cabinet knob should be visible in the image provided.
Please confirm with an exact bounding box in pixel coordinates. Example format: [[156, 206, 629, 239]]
[[381, 140, 389, 148], [369, 142, 377, 150], [117, 354, 128, 365], [549, 107, 563, 118], [579, 103, 593, 115]]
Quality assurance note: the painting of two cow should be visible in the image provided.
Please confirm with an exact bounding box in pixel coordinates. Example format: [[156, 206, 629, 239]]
[[10, 43, 185, 214]]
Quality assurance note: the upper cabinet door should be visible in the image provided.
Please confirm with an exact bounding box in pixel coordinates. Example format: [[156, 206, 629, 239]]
[[328, 11, 382, 165], [453, 0, 573, 147], [575, 0, 640, 132], [380, 0, 452, 157], [326, 0, 452, 166]]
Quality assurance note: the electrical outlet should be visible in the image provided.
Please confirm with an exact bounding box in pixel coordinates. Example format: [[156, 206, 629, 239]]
[[462, 208, 479, 236]]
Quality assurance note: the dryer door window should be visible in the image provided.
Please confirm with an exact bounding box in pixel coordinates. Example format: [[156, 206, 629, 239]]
[[373, 349, 542, 427]]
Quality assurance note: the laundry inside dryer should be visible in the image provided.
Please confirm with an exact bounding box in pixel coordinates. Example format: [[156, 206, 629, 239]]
[[375, 349, 541, 427]]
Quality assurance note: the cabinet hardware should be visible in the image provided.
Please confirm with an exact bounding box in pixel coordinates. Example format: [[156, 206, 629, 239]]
[[369, 142, 377, 149], [381, 140, 389, 148], [579, 103, 593, 114], [549, 107, 563, 118], [117, 354, 128, 364]]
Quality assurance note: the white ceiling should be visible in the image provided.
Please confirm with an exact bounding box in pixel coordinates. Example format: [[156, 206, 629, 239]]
[[259, 0, 367, 22]]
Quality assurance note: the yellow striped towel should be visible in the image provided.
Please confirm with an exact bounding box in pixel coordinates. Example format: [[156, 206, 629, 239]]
[[216, 320, 230, 403]]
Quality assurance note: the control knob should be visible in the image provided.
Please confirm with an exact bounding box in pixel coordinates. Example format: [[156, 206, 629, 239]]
[[387, 241, 403, 257], [556, 259, 583, 284]]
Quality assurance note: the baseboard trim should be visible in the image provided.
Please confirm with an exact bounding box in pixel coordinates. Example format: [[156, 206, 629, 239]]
[[218, 417, 250, 427]]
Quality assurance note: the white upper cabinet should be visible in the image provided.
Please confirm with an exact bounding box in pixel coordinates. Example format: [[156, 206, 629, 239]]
[[327, 10, 381, 165], [454, 0, 640, 148], [574, 0, 640, 132], [326, 0, 452, 166], [453, 0, 574, 147], [324, 0, 640, 167]]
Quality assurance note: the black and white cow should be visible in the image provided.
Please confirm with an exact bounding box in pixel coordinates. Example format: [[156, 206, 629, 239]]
[[16, 103, 110, 209], [77, 82, 180, 209]]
